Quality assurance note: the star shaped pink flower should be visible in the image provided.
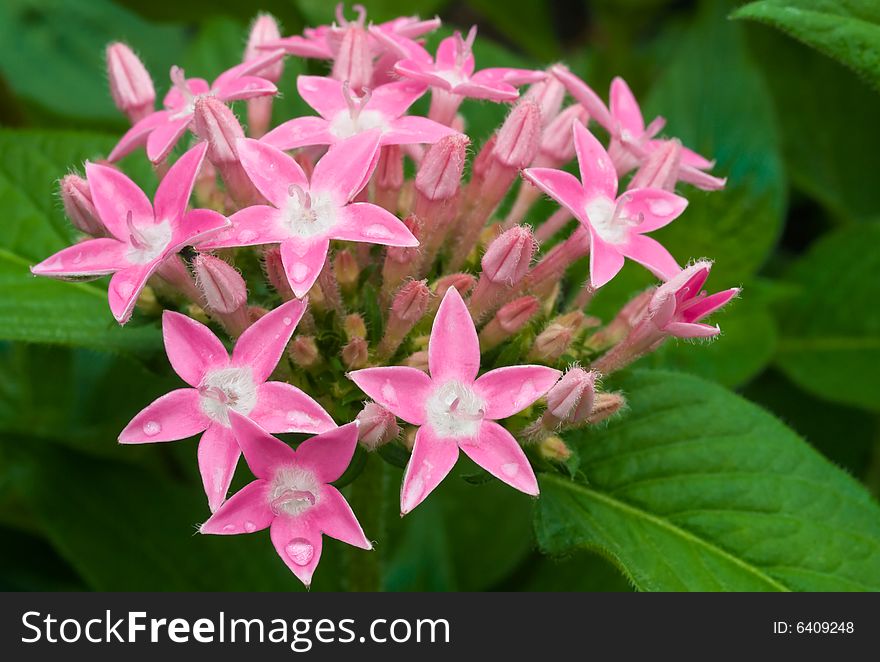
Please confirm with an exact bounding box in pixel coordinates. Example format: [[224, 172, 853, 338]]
[[349, 287, 561, 514], [198, 130, 418, 298], [109, 52, 282, 164], [523, 121, 688, 288], [31, 143, 228, 324], [119, 299, 336, 512], [201, 413, 370, 588], [261, 76, 456, 151]]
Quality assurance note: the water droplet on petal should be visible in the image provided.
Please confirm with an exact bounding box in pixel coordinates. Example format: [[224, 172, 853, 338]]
[[143, 420, 161, 436], [363, 224, 391, 240], [282, 316, 293, 326], [244, 520, 257, 533], [291, 262, 309, 283], [501, 462, 519, 477], [648, 198, 674, 217], [238, 229, 257, 242], [285, 538, 314, 566], [286, 410, 318, 429], [381, 381, 398, 405], [222, 524, 237, 533], [72, 252, 83, 265], [118, 281, 135, 298]]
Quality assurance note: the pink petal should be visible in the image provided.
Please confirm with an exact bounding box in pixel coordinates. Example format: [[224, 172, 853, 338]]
[[333, 203, 419, 247], [588, 232, 626, 289], [214, 51, 284, 89], [154, 143, 207, 224], [474, 365, 562, 420], [622, 188, 688, 233], [198, 422, 242, 512], [522, 167, 588, 222], [173, 208, 230, 247], [108, 110, 170, 162], [453, 80, 519, 102], [679, 165, 727, 191], [665, 321, 720, 338], [196, 206, 285, 250], [551, 65, 614, 132], [368, 79, 427, 118], [400, 424, 460, 515], [280, 237, 330, 298], [679, 145, 714, 169], [237, 138, 309, 208], [228, 410, 297, 480], [294, 422, 358, 484], [310, 130, 381, 203], [384, 115, 458, 145], [393, 60, 453, 92], [108, 263, 158, 324], [429, 286, 480, 384], [270, 515, 322, 587], [163, 78, 209, 110], [313, 485, 371, 549], [161, 311, 229, 387], [118, 388, 209, 443], [347, 366, 433, 425], [250, 381, 336, 434], [84, 162, 153, 241], [296, 75, 347, 119], [573, 122, 618, 200], [682, 288, 740, 323], [232, 298, 307, 383], [261, 116, 335, 150], [459, 421, 538, 496], [270, 35, 333, 59], [146, 116, 191, 163], [479, 67, 546, 86], [215, 75, 276, 102], [609, 77, 645, 135], [200, 479, 274, 534], [621, 234, 681, 281], [436, 35, 473, 73], [30, 238, 128, 277]]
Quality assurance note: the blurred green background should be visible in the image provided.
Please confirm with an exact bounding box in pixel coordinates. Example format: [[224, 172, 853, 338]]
[[0, 0, 878, 591]]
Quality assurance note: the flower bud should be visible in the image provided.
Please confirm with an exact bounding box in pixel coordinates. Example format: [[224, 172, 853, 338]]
[[544, 368, 597, 427], [193, 253, 250, 337], [106, 42, 155, 123], [344, 313, 367, 340], [588, 392, 626, 424], [263, 247, 294, 301], [481, 225, 535, 285], [245, 14, 284, 83], [60, 174, 106, 237], [404, 350, 429, 371], [433, 272, 476, 299], [521, 71, 566, 125], [342, 336, 369, 370], [289, 335, 319, 369], [355, 402, 400, 451], [537, 435, 572, 462], [378, 280, 431, 360], [479, 296, 540, 351], [415, 134, 469, 202], [528, 321, 574, 363], [540, 104, 589, 164], [331, 23, 373, 93], [333, 249, 359, 294], [374, 145, 404, 212], [493, 101, 542, 169], [628, 139, 682, 192], [382, 214, 422, 299]]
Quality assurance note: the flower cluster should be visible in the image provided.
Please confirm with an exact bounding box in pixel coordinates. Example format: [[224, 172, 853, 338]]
[[32, 6, 738, 587]]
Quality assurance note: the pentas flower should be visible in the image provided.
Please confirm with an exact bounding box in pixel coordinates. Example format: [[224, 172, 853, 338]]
[[198, 131, 418, 298], [349, 287, 561, 514], [119, 300, 336, 511], [201, 413, 370, 588], [261, 76, 456, 150], [109, 53, 282, 163], [31, 143, 228, 324], [523, 121, 688, 288]]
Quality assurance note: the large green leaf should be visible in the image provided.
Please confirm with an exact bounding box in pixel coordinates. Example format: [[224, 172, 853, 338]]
[[467, 0, 561, 61], [0, 129, 162, 353], [534, 370, 880, 591], [733, 0, 880, 93], [775, 223, 880, 412]]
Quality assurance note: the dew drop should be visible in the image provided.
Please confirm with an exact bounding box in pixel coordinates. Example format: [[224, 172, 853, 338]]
[[222, 524, 237, 533], [143, 420, 161, 436], [282, 316, 293, 326], [72, 252, 84, 265], [286, 410, 318, 428], [244, 520, 257, 533], [285, 538, 314, 566], [380, 381, 398, 405], [291, 262, 309, 283], [501, 462, 520, 477], [648, 199, 674, 217], [118, 281, 135, 298], [363, 224, 392, 240], [238, 229, 258, 242]]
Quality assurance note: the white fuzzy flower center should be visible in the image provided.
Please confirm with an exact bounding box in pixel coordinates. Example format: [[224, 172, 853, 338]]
[[126, 218, 173, 264], [282, 186, 337, 238], [269, 466, 320, 517], [426, 381, 485, 439], [585, 196, 632, 245], [329, 108, 390, 139], [198, 366, 258, 427]]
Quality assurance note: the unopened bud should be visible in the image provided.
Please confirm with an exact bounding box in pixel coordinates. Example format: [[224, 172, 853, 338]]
[[382, 214, 422, 298], [529, 321, 574, 363], [60, 174, 105, 237], [628, 139, 682, 192], [415, 134, 469, 202], [355, 402, 400, 451], [537, 435, 572, 462], [344, 313, 367, 340], [404, 350, 429, 371], [540, 104, 589, 164], [333, 249, 359, 294], [481, 225, 535, 285], [263, 247, 294, 301], [374, 145, 404, 212], [106, 42, 155, 123], [289, 335, 319, 369], [332, 24, 373, 92], [479, 296, 540, 351], [588, 392, 626, 424], [493, 101, 542, 169], [193, 254, 247, 314], [544, 368, 596, 427], [521, 72, 566, 125], [433, 272, 476, 299], [378, 280, 431, 360], [342, 336, 369, 370], [245, 14, 284, 83]]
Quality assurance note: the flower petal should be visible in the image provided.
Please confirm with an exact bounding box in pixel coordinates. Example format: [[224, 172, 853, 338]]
[[333, 203, 419, 247], [551, 65, 614, 132], [145, 116, 191, 164], [621, 234, 681, 281], [198, 423, 242, 512], [161, 311, 229, 387], [452, 80, 518, 102], [85, 162, 153, 241], [232, 298, 306, 383], [196, 205, 286, 250], [30, 238, 128, 277], [173, 208, 230, 247], [588, 231, 626, 289], [270, 515, 322, 587], [310, 130, 381, 203], [368, 79, 427, 118], [200, 479, 274, 534], [384, 115, 458, 145], [436, 34, 473, 72], [522, 167, 587, 222], [250, 381, 336, 434], [609, 77, 645, 135], [108, 110, 170, 162], [154, 143, 207, 224], [237, 138, 309, 208], [294, 422, 358, 484], [393, 60, 453, 91], [573, 122, 618, 200], [280, 236, 330, 299], [347, 366, 433, 425], [215, 75, 276, 102], [314, 485, 371, 549], [459, 421, 538, 496], [400, 424, 460, 515], [261, 117, 335, 150], [163, 78, 210, 110], [118, 388, 209, 443], [682, 288, 740, 324], [228, 410, 297, 480], [622, 188, 688, 234], [474, 365, 562, 420], [108, 263, 158, 324], [296, 75, 347, 119], [665, 321, 720, 338], [428, 286, 480, 384]]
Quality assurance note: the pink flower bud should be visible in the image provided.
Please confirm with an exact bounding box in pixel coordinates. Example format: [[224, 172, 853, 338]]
[[545, 368, 596, 426], [478, 296, 540, 351], [374, 145, 404, 212], [245, 14, 284, 83], [333, 249, 359, 293], [529, 321, 574, 363], [382, 214, 423, 297], [521, 71, 566, 125], [355, 402, 400, 451], [481, 225, 535, 285], [60, 174, 105, 237], [415, 134, 469, 202], [263, 247, 294, 301], [289, 336, 319, 368], [433, 273, 476, 299], [537, 435, 572, 462], [194, 96, 244, 166], [342, 336, 369, 370], [106, 42, 155, 123], [344, 313, 367, 340], [193, 254, 247, 314], [331, 24, 373, 93], [378, 280, 431, 360], [540, 104, 589, 163], [588, 392, 626, 424], [493, 101, 542, 169], [404, 350, 429, 371], [628, 139, 682, 192]]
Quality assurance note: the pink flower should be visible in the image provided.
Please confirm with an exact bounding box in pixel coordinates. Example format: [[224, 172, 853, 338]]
[[393, 26, 545, 102], [200, 413, 370, 588], [523, 121, 687, 288], [109, 53, 282, 163], [31, 143, 228, 324], [198, 131, 418, 298], [261, 76, 456, 150], [119, 300, 336, 512], [349, 287, 561, 514]]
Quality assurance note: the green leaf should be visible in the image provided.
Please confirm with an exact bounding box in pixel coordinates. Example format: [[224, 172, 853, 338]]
[[0, 129, 162, 353], [775, 223, 880, 412], [732, 0, 880, 93], [534, 370, 880, 591], [467, 0, 561, 61], [511, 551, 634, 592], [645, 0, 786, 286]]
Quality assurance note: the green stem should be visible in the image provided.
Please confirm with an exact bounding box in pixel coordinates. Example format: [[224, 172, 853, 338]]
[[345, 453, 386, 592]]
